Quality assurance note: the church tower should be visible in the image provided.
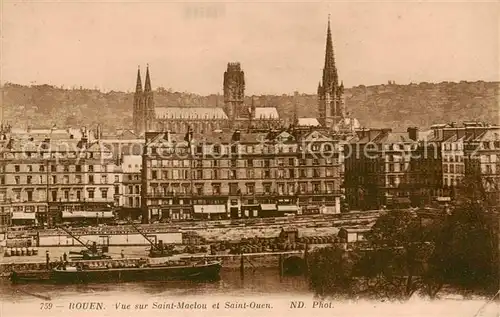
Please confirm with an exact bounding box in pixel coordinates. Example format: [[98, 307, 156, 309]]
[[223, 62, 246, 122], [318, 16, 345, 128], [133, 65, 156, 135], [133, 66, 145, 135], [144, 65, 156, 132]]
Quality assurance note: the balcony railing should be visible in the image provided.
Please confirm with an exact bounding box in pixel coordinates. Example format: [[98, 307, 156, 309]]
[[146, 190, 342, 198]]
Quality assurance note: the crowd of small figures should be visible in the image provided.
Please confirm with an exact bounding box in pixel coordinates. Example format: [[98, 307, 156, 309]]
[[209, 235, 338, 255], [4, 247, 39, 257]]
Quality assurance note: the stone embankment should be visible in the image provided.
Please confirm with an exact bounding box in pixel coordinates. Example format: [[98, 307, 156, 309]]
[[2, 211, 380, 247]]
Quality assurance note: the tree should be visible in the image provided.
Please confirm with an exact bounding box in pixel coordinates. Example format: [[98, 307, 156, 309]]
[[307, 245, 358, 298], [361, 209, 444, 299], [438, 202, 497, 291]]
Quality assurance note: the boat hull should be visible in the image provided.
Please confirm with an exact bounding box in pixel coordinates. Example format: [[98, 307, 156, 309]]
[[11, 262, 222, 284]]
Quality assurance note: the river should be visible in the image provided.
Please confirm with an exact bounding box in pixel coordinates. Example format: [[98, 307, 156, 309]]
[[0, 268, 496, 317]]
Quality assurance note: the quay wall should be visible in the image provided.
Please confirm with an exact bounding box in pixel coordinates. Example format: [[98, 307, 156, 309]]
[[38, 232, 182, 247], [32, 226, 341, 247]]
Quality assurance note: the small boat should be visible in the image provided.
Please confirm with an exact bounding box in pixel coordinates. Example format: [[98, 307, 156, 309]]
[[10, 258, 222, 284]]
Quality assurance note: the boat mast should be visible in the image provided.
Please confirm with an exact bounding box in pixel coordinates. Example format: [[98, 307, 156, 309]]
[[126, 220, 162, 252], [57, 226, 98, 252]]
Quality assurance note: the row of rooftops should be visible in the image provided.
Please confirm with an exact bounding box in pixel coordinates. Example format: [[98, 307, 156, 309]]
[[351, 121, 500, 144], [0, 121, 496, 152]]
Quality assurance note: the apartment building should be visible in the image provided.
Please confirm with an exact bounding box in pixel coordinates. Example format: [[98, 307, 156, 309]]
[[0, 132, 120, 227], [119, 155, 142, 220], [345, 128, 419, 210], [463, 124, 500, 204], [141, 128, 344, 223]]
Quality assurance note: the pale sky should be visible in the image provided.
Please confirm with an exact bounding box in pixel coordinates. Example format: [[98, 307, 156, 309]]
[[1, 1, 499, 95]]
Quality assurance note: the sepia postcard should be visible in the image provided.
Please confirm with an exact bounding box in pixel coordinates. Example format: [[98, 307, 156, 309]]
[[0, 0, 499, 316]]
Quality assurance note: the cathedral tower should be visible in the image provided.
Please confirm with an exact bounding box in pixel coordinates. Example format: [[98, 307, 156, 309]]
[[223, 62, 246, 121], [133, 66, 145, 135], [144, 65, 156, 132], [317, 16, 345, 128], [133, 65, 156, 135]]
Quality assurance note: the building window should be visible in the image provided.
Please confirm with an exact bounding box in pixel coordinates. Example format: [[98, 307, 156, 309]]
[[76, 175, 82, 183], [101, 175, 107, 184], [88, 190, 94, 199], [263, 183, 272, 194], [247, 159, 253, 167], [27, 191, 33, 202], [246, 183, 255, 195], [51, 191, 57, 201], [14, 165, 20, 172], [39, 165, 45, 172], [246, 169, 254, 179], [27, 165, 33, 172], [128, 197, 133, 206], [88, 175, 94, 184], [76, 191, 81, 200], [88, 165, 94, 172], [14, 176, 20, 184], [195, 184, 203, 195], [63, 175, 69, 184], [51, 165, 56, 172], [101, 189, 108, 199], [76, 165, 82, 172], [114, 175, 119, 183], [212, 183, 221, 195], [27, 176, 32, 184], [313, 169, 321, 178], [229, 183, 239, 195], [64, 190, 69, 200], [152, 171, 158, 180], [326, 182, 334, 193], [135, 185, 140, 194], [63, 165, 69, 172], [230, 170, 237, 179], [114, 185, 119, 195], [313, 183, 321, 193]]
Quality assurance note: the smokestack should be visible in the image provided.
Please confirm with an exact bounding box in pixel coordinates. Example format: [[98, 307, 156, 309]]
[[407, 127, 419, 141]]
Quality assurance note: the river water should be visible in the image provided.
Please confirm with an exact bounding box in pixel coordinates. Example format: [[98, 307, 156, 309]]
[[0, 268, 497, 317]]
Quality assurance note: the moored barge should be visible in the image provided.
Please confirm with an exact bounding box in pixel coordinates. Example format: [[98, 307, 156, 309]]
[[10, 258, 222, 284]]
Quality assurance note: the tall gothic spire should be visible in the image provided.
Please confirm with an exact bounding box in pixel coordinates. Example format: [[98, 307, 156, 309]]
[[135, 66, 142, 93], [322, 15, 338, 90], [144, 64, 152, 92]]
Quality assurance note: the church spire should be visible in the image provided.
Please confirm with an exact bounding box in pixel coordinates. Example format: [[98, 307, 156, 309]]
[[135, 66, 142, 93], [144, 64, 152, 92], [322, 15, 338, 90]]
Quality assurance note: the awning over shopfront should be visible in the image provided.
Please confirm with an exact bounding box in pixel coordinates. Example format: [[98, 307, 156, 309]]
[[11, 212, 36, 220], [193, 205, 226, 214], [260, 204, 277, 211], [62, 211, 114, 218], [277, 205, 298, 212]]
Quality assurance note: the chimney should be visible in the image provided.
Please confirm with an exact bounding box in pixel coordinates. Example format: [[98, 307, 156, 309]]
[[77, 133, 88, 149], [407, 127, 419, 141], [232, 129, 241, 142]]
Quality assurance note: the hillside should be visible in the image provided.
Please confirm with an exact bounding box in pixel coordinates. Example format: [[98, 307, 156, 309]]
[[1, 81, 498, 132]]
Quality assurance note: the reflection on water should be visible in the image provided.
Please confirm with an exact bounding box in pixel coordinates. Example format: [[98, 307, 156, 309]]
[[0, 268, 310, 302]]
